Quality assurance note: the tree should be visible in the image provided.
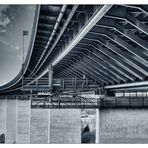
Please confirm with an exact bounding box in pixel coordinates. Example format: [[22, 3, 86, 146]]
[[0, 133, 5, 143]]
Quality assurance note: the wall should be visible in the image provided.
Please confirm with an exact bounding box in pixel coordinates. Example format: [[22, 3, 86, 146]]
[[6, 99, 17, 144], [30, 109, 49, 144], [99, 108, 148, 143], [0, 99, 6, 143], [16, 99, 30, 144], [0, 98, 81, 144], [50, 109, 81, 144]]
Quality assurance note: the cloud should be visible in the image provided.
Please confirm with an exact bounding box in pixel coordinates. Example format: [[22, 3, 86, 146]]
[[0, 16, 10, 26], [10, 44, 20, 51], [0, 36, 9, 45], [0, 5, 9, 12], [0, 5, 10, 28], [15, 46, 19, 51], [16, 54, 23, 61], [0, 29, 6, 33], [0, 36, 20, 51]]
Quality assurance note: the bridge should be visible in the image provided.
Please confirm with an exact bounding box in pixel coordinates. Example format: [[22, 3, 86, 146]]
[[1, 4, 148, 144], [1, 4, 148, 107]]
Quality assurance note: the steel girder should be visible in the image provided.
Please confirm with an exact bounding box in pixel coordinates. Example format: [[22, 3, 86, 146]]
[[78, 42, 135, 81], [28, 5, 112, 80], [55, 50, 119, 84], [105, 7, 148, 35], [28, 5, 79, 79], [56, 58, 105, 84], [74, 47, 127, 82], [71, 50, 120, 83], [84, 33, 148, 78], [75, 44, 130, 82], [66, 52, 114, 84]]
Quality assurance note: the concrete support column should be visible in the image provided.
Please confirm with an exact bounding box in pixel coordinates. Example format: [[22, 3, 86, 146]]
[[30, 109, 49, 144], [49, 109, 81, 144], [99, 109, 148, 143], [95, 109, 99, 143], [6, 98, 17, 144], [48, 65, 53, 91], [0, 99, 6, 144], [16, 98, 30, 144]]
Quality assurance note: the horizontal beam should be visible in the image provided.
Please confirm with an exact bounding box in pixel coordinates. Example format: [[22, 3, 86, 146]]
[[105, 81, 148, 90], [52, 5, 112, 66]]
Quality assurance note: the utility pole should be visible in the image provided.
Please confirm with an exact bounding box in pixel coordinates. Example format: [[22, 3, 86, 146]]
[[22, 30, 29, 91]]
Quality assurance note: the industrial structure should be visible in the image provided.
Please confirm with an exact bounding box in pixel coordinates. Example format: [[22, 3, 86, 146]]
[[1, 4, 148, 144]]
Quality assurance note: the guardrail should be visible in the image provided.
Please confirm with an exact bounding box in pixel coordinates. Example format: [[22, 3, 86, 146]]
[[23, 78, 98, 92], [31, 96, 148, 109]]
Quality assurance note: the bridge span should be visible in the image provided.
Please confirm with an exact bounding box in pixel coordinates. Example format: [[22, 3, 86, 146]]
[[1, 4, 148, 144]]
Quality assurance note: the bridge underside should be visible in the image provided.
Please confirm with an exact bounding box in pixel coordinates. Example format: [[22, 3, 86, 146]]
[[1, 4, 148, 144], [1, 4, 148, 108]]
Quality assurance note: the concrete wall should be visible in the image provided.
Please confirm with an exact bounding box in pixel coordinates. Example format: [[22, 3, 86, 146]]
[[3, 97, 148, 144], [0, 98, 82, 144], [30, 109, 49, 144], [99, 108, 148, 144], [16, 99, 30, 144], [6, 99, 17, 144], [0, 99, 6, 143], [50, 109, 81, 144]]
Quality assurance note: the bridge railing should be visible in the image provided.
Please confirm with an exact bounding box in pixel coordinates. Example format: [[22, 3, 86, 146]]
[[31, 95, 100, 109], [23, 78, 98, 91], [100, 96, 148, 108], [31, 96, 148, 109]]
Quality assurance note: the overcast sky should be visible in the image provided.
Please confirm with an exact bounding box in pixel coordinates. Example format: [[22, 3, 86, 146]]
[[0, 5, 36, 86]]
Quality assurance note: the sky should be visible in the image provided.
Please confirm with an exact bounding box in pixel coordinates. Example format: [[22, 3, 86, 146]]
[[0, 5, 36, 86]]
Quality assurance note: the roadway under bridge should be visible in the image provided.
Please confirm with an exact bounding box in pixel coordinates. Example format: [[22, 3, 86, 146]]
[[1, 4, 148, 144]]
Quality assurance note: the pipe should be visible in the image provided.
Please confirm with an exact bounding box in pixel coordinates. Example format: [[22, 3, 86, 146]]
[[105, 81, 148, 90]]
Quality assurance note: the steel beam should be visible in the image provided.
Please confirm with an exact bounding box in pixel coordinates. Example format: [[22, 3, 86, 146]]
[[72, 50, 120, 83], [52, 5, 112, 66], [56, 68, 76, 78], [105, 81, 148, 90], [29, 5, 79, 78], [77, 44, 130, 82], [74, 47, 126, 82], [86, 35, 144, 79], [60, 58, 105, 84], [63, 57, 107, 83], [68, 51, 116, 84], [96, 16, 148, 52], [55, 64, 83, 79], [105, 7, 148, 36], [89, 28, 148, 67], [28, 5, 113, 84], [88, 33, 147, 78], [81, 40, 136, 81]]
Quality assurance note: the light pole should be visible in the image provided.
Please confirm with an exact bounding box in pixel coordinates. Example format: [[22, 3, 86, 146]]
[[22, 30, 29, 91]]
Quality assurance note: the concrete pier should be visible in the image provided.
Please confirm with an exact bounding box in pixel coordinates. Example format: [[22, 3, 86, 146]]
[[30, 109, 49, 144], [99, 108, 148, 143], [6, 99, 17, 144], [16, 99, 30, 144], [50, 109, 81, 144], [2, 97, 148, 144], [0, 99, 6, 143]]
